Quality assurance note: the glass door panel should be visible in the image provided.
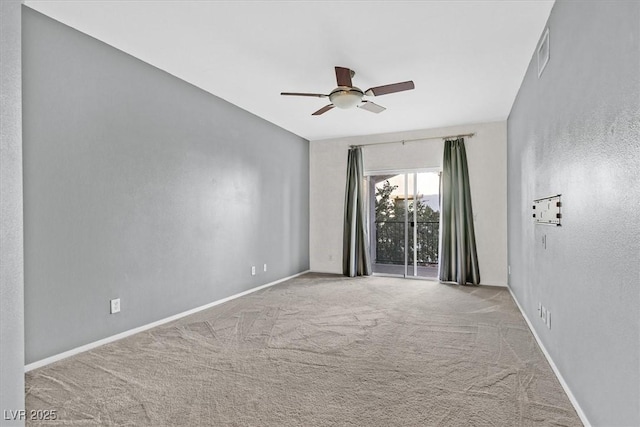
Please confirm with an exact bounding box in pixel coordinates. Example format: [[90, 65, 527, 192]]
[[369, 171, 440, 279], [369, 174, 407, 276]]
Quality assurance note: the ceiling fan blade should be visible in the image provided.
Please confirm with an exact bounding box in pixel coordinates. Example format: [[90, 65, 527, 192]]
[[281, 92, 328, 98], [365, 81, 415, 96], [312, 104, 335, 116], [358, 101, 386, 114], [335, 67, 353, 87]]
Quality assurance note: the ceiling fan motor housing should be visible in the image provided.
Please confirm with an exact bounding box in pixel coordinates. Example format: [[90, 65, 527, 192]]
[[329, 87, 364, 109]]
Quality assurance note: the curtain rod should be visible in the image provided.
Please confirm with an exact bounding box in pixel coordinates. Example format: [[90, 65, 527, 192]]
[[349, 132, 475, 149]]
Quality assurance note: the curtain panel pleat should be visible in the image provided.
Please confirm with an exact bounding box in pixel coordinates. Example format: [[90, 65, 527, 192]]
[[439, 138, 481, 285], [343, 147, 372, 277]]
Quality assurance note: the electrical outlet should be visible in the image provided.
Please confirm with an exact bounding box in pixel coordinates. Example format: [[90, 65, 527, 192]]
[[538, 302, 551, 329], [251, 266, 256, 276], [263, 264, 267, 272], [110, 298, 120, 314], [508, 265, 511, 275]]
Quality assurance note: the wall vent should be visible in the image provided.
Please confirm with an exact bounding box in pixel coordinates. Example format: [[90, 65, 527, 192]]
[[537, 27, 550, 77]]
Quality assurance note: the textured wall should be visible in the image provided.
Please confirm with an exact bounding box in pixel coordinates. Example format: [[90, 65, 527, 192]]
[[507, 1, 640, 425], [22, 8, 309, 364], [310, 121, 507, 286], [0, 1, 25, 425]]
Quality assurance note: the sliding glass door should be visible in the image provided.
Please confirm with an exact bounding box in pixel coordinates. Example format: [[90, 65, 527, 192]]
[[367, 170, 440, 279]]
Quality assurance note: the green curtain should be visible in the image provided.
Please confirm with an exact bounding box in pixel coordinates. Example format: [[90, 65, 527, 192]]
[[439, 138, 480, 285], [343, 147, 372, 277]]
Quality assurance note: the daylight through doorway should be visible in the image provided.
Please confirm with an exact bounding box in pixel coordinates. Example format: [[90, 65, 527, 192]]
[[368, 171, 440, 279]]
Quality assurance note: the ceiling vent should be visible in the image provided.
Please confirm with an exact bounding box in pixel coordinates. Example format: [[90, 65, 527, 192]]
[[537, 27, 550, 77]]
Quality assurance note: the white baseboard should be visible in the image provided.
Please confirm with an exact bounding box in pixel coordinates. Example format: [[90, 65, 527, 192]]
[[25, 270, 310, 372], [308, 269, 341, 275], [507, 286, 591, 427]]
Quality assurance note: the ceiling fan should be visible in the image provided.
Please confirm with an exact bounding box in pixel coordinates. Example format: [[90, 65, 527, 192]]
[[281, 66, 415, 116]]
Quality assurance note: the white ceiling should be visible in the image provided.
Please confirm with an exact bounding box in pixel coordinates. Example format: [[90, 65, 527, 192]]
[[24, 0, 554, 141]]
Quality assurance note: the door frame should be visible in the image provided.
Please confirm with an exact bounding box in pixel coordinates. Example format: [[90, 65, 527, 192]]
[[365, 167, 441, 280]]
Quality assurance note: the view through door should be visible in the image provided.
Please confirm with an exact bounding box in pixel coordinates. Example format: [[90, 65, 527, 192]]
[[368, 171, 440, 279]]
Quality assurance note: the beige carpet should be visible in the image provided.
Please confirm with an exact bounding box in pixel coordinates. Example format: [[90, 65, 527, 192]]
[[26, 273, 582, 426]]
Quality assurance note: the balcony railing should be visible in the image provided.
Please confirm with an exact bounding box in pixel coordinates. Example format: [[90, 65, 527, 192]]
[[373, 221, 439, 266]]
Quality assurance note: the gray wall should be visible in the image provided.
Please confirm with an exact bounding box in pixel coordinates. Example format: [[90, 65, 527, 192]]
[[22, 8, 309, 364], [507, 1, 639, 426], [0, 1, 25, 425]]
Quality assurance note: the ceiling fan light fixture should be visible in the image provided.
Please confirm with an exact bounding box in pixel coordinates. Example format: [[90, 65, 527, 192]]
[[329, 88, 363, 109], [280, 67, 414, 115]]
